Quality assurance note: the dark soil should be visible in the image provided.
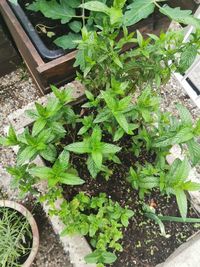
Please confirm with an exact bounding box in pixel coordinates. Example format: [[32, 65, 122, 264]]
[[60, 124, 200, 267]]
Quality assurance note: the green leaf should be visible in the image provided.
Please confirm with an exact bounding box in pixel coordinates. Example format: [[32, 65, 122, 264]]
[[79, 1, 110, 14], [168, 158, 190, 184], [187, 139, 200, 166], [154, 127, 194, 147], [17, 146, 37, 165], [69, 21, 82, 33], [84, 251, 101, 264], [87, 156, 99, 178], [54, 33, 81, 49], [27, 0, 75, 24], [28, 166, 54, 179], [101, 143, 121, 154], [109, 7, 123, 25], [66, 141, 90, 154], [115, 113, 130, 134], [179, 45, 198, 73], [176, 104, 193, 127], [175, 189, 188, 220], [121, 214, 129, 227], [124, 0, 155, 26], [32, 118, 47, 136], [139, 176, 159, 189], [101, 252, 117, 264], [56, 150, 70, 169], [159, 5, 200, 28], [113, 127, 124, 141], [40, 144, 57, 162], [60, 173, 85, 185], [182, 181, 200, 191], [92, 151, 103, 169]]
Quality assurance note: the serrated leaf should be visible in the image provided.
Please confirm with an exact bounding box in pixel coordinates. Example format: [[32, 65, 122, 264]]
[[66, 141, 90, 153], [32, 118, 47, 136], [179, 45, 198, 73], [17, 146, 37, 165], [160, 5, 200, 28], [54, 33, 81, 49], [28, 166, 54, 179], [169, 158, 190, 184], [101, 143, 121, 154], [124, 0, 155, 26], [69, 21, 82, 33], [40, 144, 57, 162], [60, 173, 85, 185], [176, 104, 193, 127], [113, 127, 124, 141], [87, 156, 99, 178], [92, 150, 103, 169], [175, 189, 187, 219], [187, 139, 200, 166], [115, 113, 130, 134]]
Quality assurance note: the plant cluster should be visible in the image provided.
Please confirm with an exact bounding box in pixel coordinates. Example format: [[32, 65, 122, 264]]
[[0, 207, 32, 267], [25, 0, 200, 50], [2, 0, 200, 266]]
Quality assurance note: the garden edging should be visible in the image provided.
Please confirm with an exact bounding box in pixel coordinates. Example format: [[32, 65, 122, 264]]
[[6, 81, 200, 267]]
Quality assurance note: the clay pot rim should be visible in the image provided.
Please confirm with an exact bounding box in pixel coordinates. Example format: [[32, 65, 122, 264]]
[[0, 200, 39, 267]]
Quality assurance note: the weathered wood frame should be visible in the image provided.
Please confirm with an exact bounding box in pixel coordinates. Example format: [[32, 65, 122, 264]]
[[0, 0, 198, 94]]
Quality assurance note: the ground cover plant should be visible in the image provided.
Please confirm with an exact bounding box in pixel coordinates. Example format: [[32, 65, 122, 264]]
[[2, 0, 200, 266]]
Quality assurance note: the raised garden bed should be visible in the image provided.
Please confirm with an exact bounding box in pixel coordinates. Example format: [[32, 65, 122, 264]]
[[5, 82, 200, 267], [1, 1, 200, 267], [0, 0, 198, 94]]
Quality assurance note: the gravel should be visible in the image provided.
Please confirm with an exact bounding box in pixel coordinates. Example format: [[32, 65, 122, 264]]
[[0, 66, 200, 266], [0, 68, 72, 267]]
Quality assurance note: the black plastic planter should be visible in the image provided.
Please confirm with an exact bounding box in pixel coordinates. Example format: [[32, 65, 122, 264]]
[[8, 1, 66, 60]]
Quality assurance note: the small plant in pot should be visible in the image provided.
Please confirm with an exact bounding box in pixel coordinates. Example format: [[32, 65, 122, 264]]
[[0, 200, 39, 267], [1, 0, 200, 266]]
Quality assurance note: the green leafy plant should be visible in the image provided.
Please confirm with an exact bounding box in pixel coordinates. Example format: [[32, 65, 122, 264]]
[[0, 207, 32, 267], [29, 150, 85, 187], [57, 192, 134, 266], [2, 1, 200, 266], [66, 125, 121, 178]]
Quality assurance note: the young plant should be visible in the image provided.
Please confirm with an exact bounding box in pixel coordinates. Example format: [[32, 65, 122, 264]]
[[153, 104, 200, 166], [28, 150, 84, 187], [66, 126, 121, 178], [57, 192, 134, 266]]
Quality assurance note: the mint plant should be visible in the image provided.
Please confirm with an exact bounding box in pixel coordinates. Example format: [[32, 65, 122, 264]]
[[29, 150, 85, 187], [2, 1, 200, 266], [56, 192, 134, 266], [66, 126, 121, 178]]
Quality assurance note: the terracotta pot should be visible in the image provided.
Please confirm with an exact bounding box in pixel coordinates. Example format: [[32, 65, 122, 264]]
[[0, 200, 39, 267]]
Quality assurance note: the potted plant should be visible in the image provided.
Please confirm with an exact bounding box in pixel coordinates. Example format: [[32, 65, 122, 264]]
[[0, 200, 39, 267], [0, 0, 198, 93], [1, 1, 200, 266]]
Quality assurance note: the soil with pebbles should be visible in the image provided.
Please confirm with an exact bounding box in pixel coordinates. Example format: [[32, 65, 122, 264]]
[[0, 68, 72, 267]]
